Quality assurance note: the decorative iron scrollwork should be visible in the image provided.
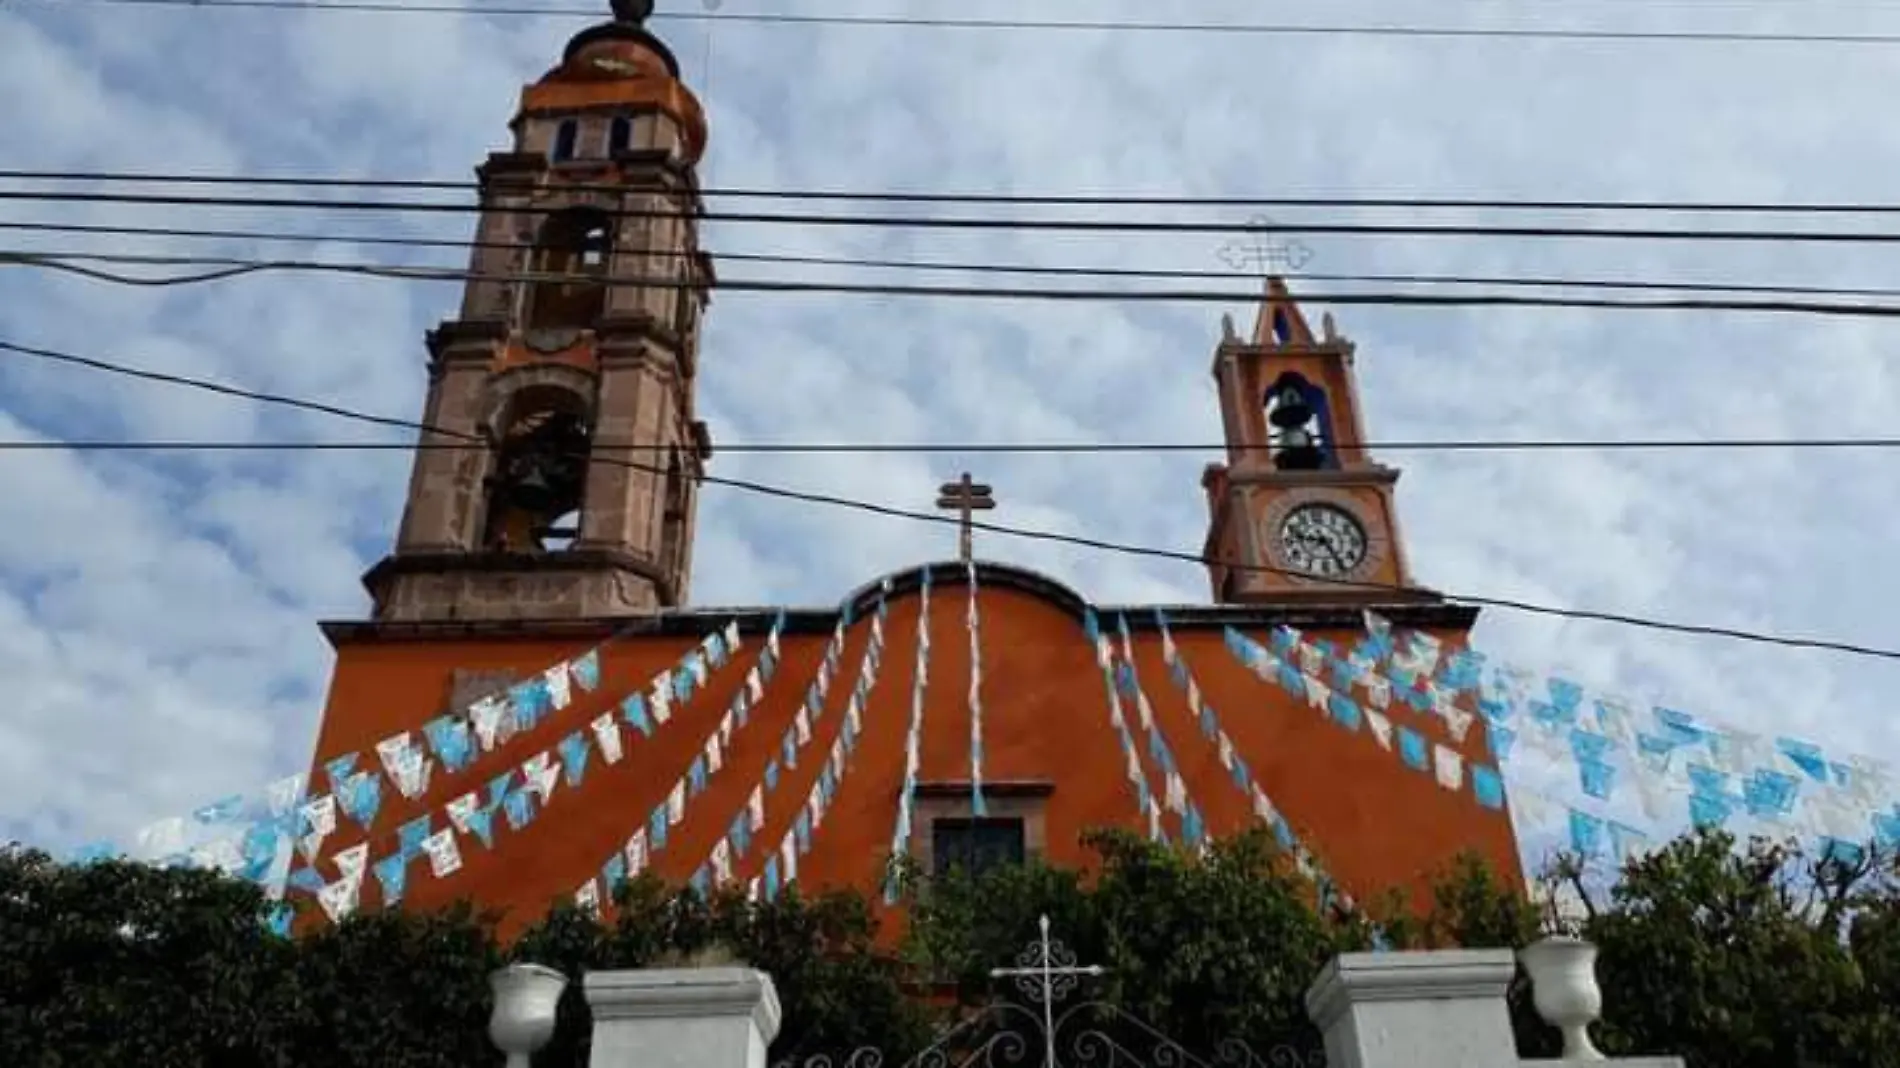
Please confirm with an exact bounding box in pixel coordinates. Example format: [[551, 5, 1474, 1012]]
[[769, 916, 1324, 1068]]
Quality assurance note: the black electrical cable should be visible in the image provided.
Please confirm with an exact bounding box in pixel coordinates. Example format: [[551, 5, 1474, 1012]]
[[12, 168, 1900, 216], [2, 437, 1899, 455], [13, 187, 1900, 245], [39, 0, 1900, 48], [2, 334, 1894, 662], [12, 248, 1900, 317], [25, 245, 1900, 305]]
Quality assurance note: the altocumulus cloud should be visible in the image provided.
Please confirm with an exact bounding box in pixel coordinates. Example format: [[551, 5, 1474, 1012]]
[[0, 0, 1896, 858]]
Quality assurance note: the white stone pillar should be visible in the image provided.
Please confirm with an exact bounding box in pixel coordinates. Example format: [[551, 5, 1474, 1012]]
[[1304, 949, 1521, 1068], [584, 967, 782, 1068]]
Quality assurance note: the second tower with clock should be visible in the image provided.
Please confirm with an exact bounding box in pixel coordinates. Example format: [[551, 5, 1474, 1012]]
[[1200, 278, 1441, 606]]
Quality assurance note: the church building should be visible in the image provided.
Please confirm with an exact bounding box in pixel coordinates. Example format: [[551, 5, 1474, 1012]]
[[292, 0, 1522, 933]]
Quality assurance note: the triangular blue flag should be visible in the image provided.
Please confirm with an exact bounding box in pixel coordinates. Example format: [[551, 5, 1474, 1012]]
[[622, 694, 653, 736], [558, 732, 590, 787], [373, 854, 409, 904]]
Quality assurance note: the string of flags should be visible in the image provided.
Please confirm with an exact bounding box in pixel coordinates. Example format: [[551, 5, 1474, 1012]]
[[683, 609, 857, 901], [1112, 612, 1204, 845], [885, 571, 935, 899], [967, 562, 988, 818], [1310, 611, 1898, 866], [762, 584, 894, 902], [1223, 623, 1511, 818], [302, 619, 765, 923], [1083, 608, 1166, 841], [1458, 642, 1899, 866], [1153, 608, 1354, 913], [69, 634, 632, 885]]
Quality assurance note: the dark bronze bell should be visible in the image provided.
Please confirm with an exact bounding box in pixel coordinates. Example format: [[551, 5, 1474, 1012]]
[[507, 462, 560, 511], [1267, 382, 1313, 429], [1274, 426, 1325, 471]]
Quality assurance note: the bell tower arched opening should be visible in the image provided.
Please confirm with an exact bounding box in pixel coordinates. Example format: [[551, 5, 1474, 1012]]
[[1264, 371, 1337, 471], [481, 386, 592, 554], [524, 207, 612, 335]]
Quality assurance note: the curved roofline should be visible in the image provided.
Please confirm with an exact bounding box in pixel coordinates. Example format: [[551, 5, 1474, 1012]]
[[561, 22, 682, 78], [837, 559, 1091, 622]]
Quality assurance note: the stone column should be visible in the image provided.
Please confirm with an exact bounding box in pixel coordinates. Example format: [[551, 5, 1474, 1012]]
[[1304, 949, 1521, 1068], [584, 967, 782, 1068], [393, 339, 499, 553]]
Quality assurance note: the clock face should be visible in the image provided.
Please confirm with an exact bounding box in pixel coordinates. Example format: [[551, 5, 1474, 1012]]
[[1276, 503, 1369, 578]]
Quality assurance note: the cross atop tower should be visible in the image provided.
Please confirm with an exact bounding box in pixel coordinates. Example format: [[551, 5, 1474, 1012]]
[[1216, 214, 1316, 277]]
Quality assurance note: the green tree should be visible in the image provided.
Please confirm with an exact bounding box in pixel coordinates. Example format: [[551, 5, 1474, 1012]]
[[901, 828, 1365, 1060], [513, 875, 931, 1068]]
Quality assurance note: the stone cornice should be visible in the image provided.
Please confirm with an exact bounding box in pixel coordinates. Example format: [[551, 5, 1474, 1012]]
[[1305, 949, 1518, 1031], [582, 967, 781, 1038], [322, 558, 1476, 647]]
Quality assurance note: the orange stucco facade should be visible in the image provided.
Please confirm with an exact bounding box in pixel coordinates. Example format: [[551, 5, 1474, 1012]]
[[290, 0, 1524, 940], [305, 565, 1519, 938]]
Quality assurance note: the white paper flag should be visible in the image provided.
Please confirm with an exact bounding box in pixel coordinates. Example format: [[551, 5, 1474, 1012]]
[[626, 829, 650, 876], [523, 752, 560, 801], [266, 773, 307, 817], [317, 878, 361, 923], [446, 792, 482, 835], [650, 676, 674, 723], [333, 843, 370, 884], [591, 713, 624, 764], [421, 828, 462, 878], [1366, 712, 1394, 750], [544, 664, 572, 710], [470, 697, 506, 751], [1301, 673, 1331, 711], [1432, 745, 1465, 791]]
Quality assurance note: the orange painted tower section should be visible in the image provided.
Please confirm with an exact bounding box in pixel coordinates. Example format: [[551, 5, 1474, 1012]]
[[293, 4, 1522, 937]]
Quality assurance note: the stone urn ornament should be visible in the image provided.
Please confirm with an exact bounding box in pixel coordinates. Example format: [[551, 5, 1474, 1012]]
[[1517, 935, 1607, 1060], [489, 962, 570, 1068]]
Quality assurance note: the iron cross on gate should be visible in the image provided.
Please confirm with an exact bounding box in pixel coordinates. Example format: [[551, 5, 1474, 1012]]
[[990, 914, 1107, 1068], [935, 472, 996, 563]]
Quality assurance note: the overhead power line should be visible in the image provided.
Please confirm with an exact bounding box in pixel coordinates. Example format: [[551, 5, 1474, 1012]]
[[12, 168, 1900, 216], [2, 334, 1895, 662], [16, 230, 1900, 312], [23, 246, 1900, 306], [14, 187, 1900, 245], [41, 0, 1900, 48], [13, 248, 1900, 318], [3, 436, 1899, 456]]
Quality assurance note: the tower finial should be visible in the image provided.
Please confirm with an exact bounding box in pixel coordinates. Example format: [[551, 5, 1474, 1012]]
[[609, 0, 653, 24]]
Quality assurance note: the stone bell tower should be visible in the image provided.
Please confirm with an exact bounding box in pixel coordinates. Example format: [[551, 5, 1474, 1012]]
[[1200, 279, 1439, 606], [363, 0, 713, 622]]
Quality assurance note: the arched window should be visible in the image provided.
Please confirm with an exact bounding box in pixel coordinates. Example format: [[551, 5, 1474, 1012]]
[[523, 208, 612, 335], [481, 391, 590, 553], [1263, 372, 1336, 471], [551, 119, 579, 163], [608, 115, 632, 156]]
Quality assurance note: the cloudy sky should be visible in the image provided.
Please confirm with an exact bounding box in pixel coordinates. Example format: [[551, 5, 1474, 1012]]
[[1, 0, 1896, 861]]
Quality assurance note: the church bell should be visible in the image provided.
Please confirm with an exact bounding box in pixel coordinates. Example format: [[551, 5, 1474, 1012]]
[[506, 457, 562, 512], [1267, 382, 1313, 429]]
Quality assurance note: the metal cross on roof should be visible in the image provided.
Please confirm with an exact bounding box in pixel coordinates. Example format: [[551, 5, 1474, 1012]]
[[935, 472, 996, 563], [1216, 214, 1316, 276]]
